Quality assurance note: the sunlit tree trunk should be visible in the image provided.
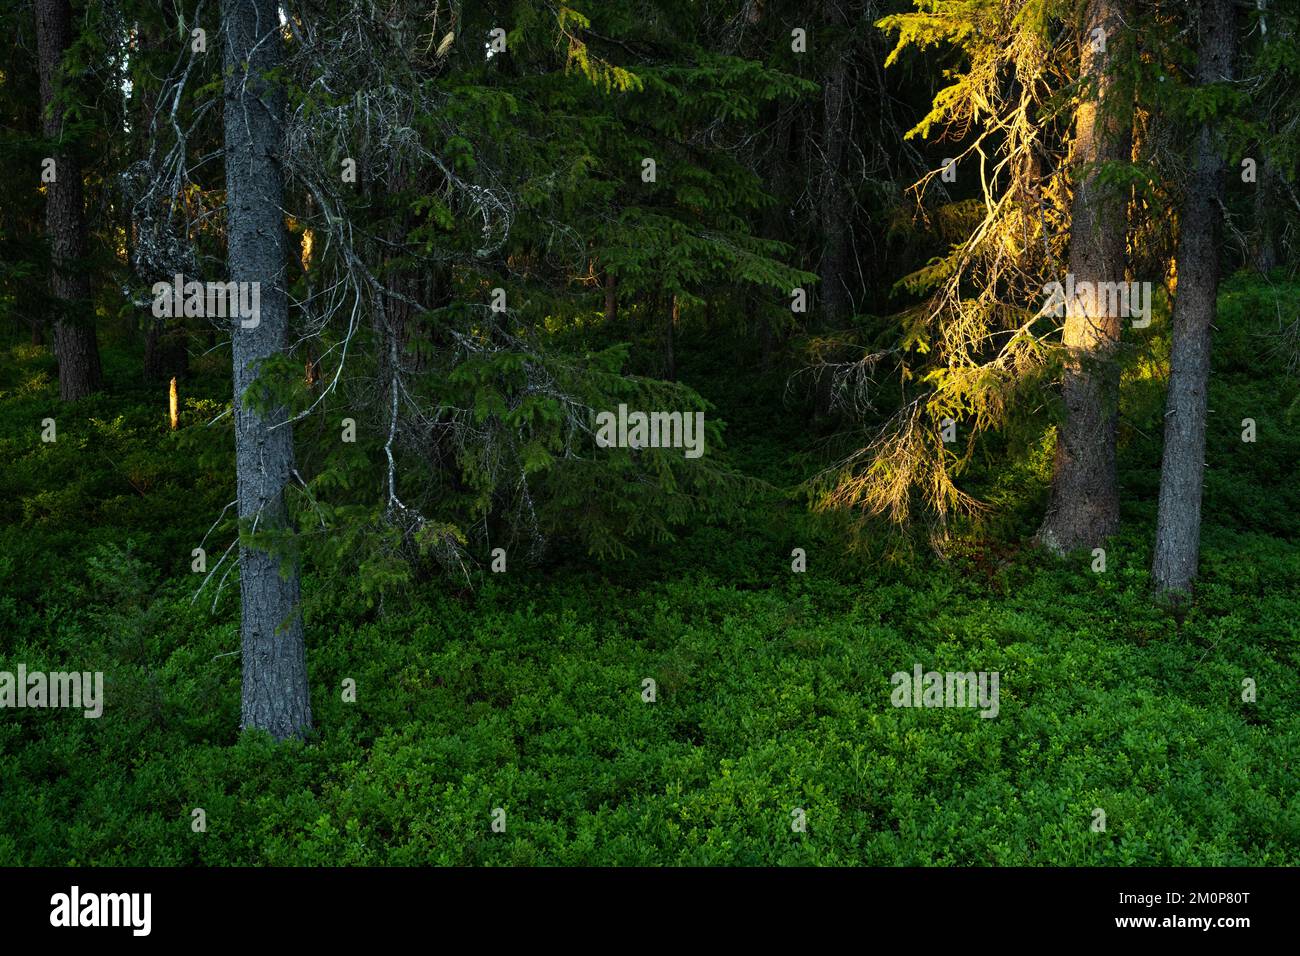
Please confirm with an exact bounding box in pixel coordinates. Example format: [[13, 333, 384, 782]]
[[1038, 0, 1133, 553]]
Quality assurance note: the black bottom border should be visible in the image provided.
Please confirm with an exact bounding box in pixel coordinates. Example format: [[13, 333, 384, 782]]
[[1, 866, 1291, 941]]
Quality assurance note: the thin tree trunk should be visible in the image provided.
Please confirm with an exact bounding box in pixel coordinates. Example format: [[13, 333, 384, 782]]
[[756, 103, 793, 371], [814, 1, 853, 423], [1038, 0, 1133, 553], [223, 0, 312, 741], [1152, 0, 1236, 595], [379, 160, 413, 377], [814, 49, 852, 423], [819, 53, 852, 332], [1249, 157, 1279, 273], [35, 0, 102, 401]]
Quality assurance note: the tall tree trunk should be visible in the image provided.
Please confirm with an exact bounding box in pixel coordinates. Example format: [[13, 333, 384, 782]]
[[223, 0, 312, 741], [35, 0, 103, 400], [1152, 0, 1236, 595], [1249, 157, 1279, 273], [819, 54, 852, 331], [1038, 0, 1133, 553], [813, 1, 854, 424], [756, 103, 794, 369]]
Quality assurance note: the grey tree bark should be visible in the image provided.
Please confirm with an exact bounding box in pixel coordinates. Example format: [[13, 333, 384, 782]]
[[1249, 156, 1280, 273], [1152, 0, 1237, 595], [223, 0, 312, 740], [1038, 0, 1133, 553], [35, 0, 103, 401]]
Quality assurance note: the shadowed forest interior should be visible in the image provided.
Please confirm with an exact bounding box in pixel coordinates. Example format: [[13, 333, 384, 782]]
[[1, 0, 1298, 865]]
